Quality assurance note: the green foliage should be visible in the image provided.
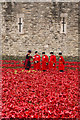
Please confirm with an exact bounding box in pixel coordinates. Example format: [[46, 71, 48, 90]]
[[2, 55, 25, 60], [2, 55, 79, 62]]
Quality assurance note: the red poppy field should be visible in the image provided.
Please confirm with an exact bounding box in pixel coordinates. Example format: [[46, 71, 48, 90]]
[[1, 60, 79, 119]]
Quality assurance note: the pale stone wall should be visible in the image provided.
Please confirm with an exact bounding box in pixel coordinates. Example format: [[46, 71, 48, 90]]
[[1, 2, 79, 56]]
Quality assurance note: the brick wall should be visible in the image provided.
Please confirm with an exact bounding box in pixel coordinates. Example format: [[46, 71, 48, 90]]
[[1, 2, 79, 56]]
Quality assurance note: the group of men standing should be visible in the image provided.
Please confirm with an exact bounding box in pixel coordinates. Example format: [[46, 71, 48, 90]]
[[24, 50, 65, 72]]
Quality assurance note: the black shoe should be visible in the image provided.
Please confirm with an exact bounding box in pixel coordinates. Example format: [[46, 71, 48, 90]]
[[43, 70, 46, 72], [60, 70, 64, 72], [25, 68, 29, 70]]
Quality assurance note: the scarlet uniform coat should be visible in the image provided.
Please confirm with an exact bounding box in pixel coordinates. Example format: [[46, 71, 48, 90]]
[[33, 54, 41, 70], [49, 55, 56, 69], [59, 56, 65, 70], [24, 54, 32, 69], [42, 55, 49, 70]]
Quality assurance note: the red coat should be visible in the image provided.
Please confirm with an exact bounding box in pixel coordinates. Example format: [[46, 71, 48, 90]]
[[59, 56, 65, 70], [33, 54, 41, 70], [42, 55, 49, 70], [49, 55, 56, 69]]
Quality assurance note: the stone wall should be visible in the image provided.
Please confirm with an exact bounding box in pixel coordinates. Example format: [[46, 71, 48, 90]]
[[1, 2, 79, 56]]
